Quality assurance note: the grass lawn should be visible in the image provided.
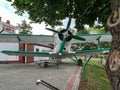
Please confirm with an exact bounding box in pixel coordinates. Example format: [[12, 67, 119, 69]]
[[79, 58, 112, 90]]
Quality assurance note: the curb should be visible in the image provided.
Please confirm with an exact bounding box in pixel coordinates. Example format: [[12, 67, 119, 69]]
[[65, 66, 82, 90], [72, 67, 82, 90]]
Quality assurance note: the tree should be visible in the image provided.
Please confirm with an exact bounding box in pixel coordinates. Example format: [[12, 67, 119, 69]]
[[78, 27, 90, 34], [87, 26, 108, 34], [6, 0, 120, 89], [7, 0, 110, 29], [17, 20, 32, 34], [106, 1, 120, 90]]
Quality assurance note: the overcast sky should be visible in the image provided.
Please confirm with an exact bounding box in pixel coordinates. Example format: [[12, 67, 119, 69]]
[[0, 0, 53, 35], [0, 0, 76, 35]]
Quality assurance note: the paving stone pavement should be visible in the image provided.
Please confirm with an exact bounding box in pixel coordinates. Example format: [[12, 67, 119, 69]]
[[0, 62, 81, 90]]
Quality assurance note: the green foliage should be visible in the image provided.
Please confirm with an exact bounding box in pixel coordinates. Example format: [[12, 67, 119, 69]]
[[88, 26, 108, 34], [100, 42, 111, 48], [81, 59, 111, 90], [81, 42, 98, 50], [17, 20, 32, 34], [7, 0, 111, 30], [78, 28, 90, 34]]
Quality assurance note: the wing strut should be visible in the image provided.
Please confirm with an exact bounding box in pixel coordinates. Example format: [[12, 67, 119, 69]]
[[96, 36, 101, 49], [83, 54, 92, 80], [17, 36, 21, 50]]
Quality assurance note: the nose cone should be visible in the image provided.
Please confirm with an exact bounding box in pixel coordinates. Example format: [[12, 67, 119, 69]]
[[58, 29, 72, 42]]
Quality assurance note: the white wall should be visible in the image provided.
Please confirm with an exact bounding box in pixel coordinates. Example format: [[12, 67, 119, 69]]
[[0, 43, 18, 61], [34, 45, 51, 61]]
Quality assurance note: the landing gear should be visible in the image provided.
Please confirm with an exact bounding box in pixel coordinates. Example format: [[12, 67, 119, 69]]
[[44, 62, 48, 67], [77, 59, 83, 66]]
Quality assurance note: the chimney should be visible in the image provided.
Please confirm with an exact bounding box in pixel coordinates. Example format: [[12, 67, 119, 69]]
[[0, 17, 1, 21], [6, 20, 10, 24]]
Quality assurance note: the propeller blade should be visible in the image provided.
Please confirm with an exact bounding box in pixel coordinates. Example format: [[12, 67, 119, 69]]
[[71, 35, 86, 41], [59, 38, 66, 54], [46, 28, 60, 33], [66, 18, 71, 30]]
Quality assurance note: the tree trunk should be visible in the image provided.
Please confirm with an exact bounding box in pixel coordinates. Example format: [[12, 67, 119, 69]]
[[106, 0, 120, 90]]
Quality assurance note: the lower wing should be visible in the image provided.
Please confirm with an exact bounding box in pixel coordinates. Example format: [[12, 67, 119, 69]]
[[75, 48, 110, 54], [2, 50, 75, 58]]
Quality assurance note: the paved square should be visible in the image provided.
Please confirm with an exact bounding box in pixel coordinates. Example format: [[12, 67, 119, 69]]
[[0, 62, 80, 90]]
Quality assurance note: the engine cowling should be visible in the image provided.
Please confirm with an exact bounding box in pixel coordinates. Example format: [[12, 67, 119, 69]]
[[58, 29, 72, 42]]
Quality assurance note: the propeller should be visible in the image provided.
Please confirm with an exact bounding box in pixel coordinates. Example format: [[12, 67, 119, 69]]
[[71, 34, 85, 41], [66, 18, 71, 30], [46, 18, 85, 41], [45, 18, 86, 54], [46, 28, 60, 34]]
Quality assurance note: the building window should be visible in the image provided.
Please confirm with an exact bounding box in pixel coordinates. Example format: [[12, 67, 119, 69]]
[[36, 48, 39, 52]]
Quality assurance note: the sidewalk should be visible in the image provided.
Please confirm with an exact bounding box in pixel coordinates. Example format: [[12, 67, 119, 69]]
[[0, 62, 82, 90]]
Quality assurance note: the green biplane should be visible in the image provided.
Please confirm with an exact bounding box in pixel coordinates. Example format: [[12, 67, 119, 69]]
[[0, 19, 111, 66]]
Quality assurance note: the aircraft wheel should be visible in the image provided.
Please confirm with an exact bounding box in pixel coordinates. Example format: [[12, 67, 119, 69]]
[[44, 62, 48, 67], [77, 59, 83, 66]]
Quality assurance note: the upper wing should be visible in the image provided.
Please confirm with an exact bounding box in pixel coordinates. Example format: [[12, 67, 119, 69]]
[[0, 34, 54, 44], [71, 33, 112, 44]]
